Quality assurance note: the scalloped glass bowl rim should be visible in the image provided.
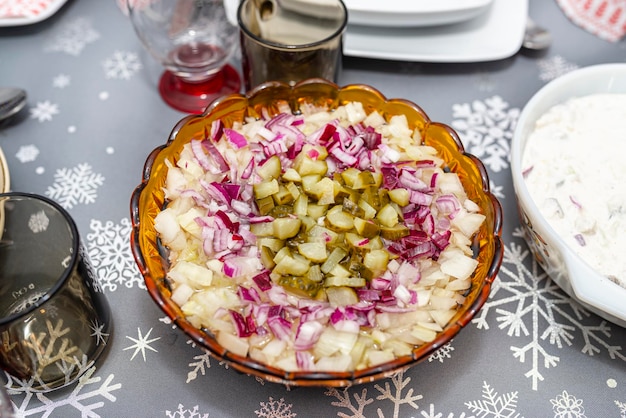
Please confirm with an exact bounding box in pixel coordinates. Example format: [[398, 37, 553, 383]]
[[130, 78, 504, 386]]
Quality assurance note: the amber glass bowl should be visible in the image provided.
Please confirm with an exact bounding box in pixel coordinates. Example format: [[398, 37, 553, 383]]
[[130, 79, 504, 387]]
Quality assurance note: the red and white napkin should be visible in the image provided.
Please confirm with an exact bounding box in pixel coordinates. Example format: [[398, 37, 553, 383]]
[[0, 0, 55, 18], [556, 0, 626, 42]]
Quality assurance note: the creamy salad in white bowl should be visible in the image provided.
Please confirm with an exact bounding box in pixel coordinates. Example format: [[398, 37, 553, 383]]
[[511, 63, 626, 328]]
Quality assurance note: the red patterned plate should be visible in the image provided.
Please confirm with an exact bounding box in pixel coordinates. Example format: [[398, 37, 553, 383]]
[[557, 0, 626, 42]]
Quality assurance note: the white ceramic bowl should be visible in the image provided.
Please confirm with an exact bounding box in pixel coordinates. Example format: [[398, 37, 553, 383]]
[[511, 63, 626, 328]]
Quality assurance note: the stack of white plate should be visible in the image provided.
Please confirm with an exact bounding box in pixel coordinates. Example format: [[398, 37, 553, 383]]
[[343, 0, 528, 62]]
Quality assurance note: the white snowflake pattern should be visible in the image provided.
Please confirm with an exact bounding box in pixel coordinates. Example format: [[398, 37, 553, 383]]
[[103, 50, 143, 80], [15, 144, 39, 162], [428, 341, 454, 363], [616, 400, 626, 418], [375, 370, 422, 417], [450, 96, 519, 173], [86, 218, 145, 291], [464, 381, 523, 418], [53, 73, 71, 88], [28, 210, 49, 233], [472, 238, 626, 390], [124, 327, 160, 361], [90, 319, 110, 347], [166, 403, 210, 418], [45, 163, 105, 209], [2, 319, 87, 392], [537, 56, 579, 82], [326, 386, 373, 418], [327, 370, 421, 418], [255, 397, 296, 418], [160, 316, 176, 328], [186, 344, 213, 384], [550, 391, 586, 418], [489, 180, 505, 200], [44, 17, 100, 56], [29, 100, 59, 122], [420, 404, 474, 418], [6, 366, 121, 417]]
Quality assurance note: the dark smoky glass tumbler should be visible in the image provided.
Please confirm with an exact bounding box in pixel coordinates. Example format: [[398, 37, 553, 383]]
[[0, 192, 112, 392]]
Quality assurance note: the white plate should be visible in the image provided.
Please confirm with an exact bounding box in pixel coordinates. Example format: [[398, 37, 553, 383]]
[[344, 0, 494, 27], [344, 0, 527, 63], [0, 0, 68, 27], [0, 146, 9, 193]]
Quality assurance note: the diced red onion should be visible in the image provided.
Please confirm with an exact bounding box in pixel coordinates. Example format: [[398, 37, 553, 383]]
[[435, 194, 461, 217], [267, 316, 292, 340], [230, 310, 254, 337], [252, 271, 272, 291], [209, 120, 224, 142], [294, 320, 324, 350], [201, 137, 229, 173], [190, 139, 213, 171], [574, 233, 586, 246], [295, 351, 314, 370], [224, 128, 248, 149]]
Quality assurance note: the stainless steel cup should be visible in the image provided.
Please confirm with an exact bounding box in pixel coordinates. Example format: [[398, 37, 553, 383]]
[[0, 193, 112, 392], [237, 0, 348, 91]]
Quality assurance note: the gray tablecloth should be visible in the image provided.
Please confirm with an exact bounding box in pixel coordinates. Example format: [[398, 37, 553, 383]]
[[1, 0, 625, 417]]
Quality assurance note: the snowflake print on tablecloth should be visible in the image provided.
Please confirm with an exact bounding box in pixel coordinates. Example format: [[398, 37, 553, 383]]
[[28, 209, 49, 233], [450, 96, 519, 173], [419, 404, 474, 418], [465, 381, 523, 418], [186, 343, 213, 384], [616, 400, 626, 418], [29, 100, 59, 122], [44, 17, 100, 56], [155, 317, 233, 384], [489, 180, 505, 200], [183, 338, 233, 383], [166, 403, 210, 418], [2, 319, 89, 393], [550, 390, 586, 418], [45, 163, 105, 209], [124, 327, 160, 361], [53, 73, 71, 88], [86, 218, 145, 291], [90, 318, 110, 347], [255, 397, 296, 418], [537, 56, 579, 82], [15, 144, 39, 162], [471, 231, 626, 391], [6, 366, 121, 418], [103, 50, 143, 80], [428, 341, 454, 363], [326, 370, 421, 418]]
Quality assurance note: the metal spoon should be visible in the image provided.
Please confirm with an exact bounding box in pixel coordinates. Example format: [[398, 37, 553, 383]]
[[523, 19, 552, 51], [254, 0, 275, 21], [0, 87, 27, 122]]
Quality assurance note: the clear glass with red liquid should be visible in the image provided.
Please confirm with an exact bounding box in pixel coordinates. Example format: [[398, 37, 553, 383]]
[[129, 0, 241, 114]]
